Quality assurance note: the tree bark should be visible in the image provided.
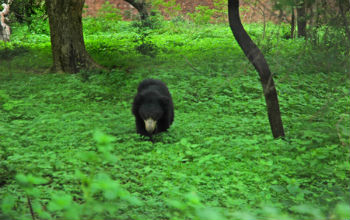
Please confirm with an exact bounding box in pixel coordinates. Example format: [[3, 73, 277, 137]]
[[291, 6, 295, 39], [296, 0, 307, 38], [228, 0, 285, 138], [337, 0, 350, 48], [45, 0, 99, 73], [123, 0, 149, 21], [0, 0, 13, 42]]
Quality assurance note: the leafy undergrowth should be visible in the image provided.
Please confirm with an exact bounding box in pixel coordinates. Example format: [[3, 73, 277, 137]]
[[0, 20, 349, 220]]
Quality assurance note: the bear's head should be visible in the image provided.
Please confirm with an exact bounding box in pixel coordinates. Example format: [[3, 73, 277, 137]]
[[137, 91, 170, 134]]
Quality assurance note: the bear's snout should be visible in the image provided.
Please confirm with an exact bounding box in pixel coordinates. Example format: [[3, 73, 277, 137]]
[[145, 118, 157, 134]]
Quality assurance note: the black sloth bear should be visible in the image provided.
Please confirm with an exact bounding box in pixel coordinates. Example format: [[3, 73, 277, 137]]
[[132, 79, 174, 137]]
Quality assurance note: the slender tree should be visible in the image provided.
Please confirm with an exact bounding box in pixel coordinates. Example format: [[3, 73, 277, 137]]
[[228, 0, 285, 138], [45, 0, 99, 73], [291, 6, 295, 39], [337, 0, 350, 48], [296, 0, 306, 37]]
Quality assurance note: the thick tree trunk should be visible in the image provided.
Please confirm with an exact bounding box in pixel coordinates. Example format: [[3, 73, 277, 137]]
[[124, 0, 149, 21], [228, 0, 285, 138], [45, 0, 99, 73], [296, 0, 307, 38], [0, 0, 13, 42]]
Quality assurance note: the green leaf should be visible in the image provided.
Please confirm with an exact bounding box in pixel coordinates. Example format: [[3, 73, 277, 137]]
[[16, 174, 48, 187], [48, 193, 73, 211], [93, 131, 116, 145], [1, 195, 16, 214], [334, 203, 350, 219]]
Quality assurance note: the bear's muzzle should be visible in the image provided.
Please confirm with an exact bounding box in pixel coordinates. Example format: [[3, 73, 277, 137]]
[[145, 118, 157, 134]]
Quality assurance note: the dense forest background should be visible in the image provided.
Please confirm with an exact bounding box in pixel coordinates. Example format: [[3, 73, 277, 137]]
[[0, 0, 349, 219]]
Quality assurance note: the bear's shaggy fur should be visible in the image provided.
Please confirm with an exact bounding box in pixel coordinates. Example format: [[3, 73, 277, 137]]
[[132, 79, 174, 136]]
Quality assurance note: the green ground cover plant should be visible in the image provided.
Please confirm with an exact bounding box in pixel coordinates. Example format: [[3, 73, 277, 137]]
[[0, 18, 349, 220]]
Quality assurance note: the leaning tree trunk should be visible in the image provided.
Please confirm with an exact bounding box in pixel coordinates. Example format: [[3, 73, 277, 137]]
[[296, 0, 306, 38], [228, 0, 285, 138], [45, 0, 99, 73]]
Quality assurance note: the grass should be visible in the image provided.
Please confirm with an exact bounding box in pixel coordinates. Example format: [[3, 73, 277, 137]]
[[0, 18, 349, 220]]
